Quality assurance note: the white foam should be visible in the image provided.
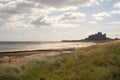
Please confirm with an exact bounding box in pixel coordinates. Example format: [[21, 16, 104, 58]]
[[25, 42, 95, 50]]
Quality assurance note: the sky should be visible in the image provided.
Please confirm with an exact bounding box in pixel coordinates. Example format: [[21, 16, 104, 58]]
[[0, 0, 120, 41]]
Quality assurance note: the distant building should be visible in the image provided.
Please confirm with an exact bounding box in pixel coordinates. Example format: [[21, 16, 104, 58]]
[[85, 32, 110, 40], [62, 32, 111, 42]]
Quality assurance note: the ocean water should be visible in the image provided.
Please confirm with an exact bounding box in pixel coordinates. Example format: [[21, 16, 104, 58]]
[[0, 41, 95, 52], [0, 41, 48, 52]]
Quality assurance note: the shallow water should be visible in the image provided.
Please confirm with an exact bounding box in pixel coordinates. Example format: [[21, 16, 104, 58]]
[[0, 41, 95, 52]]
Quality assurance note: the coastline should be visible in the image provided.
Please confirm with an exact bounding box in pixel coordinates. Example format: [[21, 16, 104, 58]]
[[0, 41, 120, 80], [0, 42, 96, 63], [0, 41, 95, 52], [0, 48, 75, 63]]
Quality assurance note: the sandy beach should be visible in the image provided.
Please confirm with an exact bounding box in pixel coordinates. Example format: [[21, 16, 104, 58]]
[[0, 42, 95, 64], [0, 49, 73, 63]]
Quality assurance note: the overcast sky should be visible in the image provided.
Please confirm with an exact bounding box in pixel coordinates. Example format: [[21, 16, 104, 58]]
[[0, 0, 120, 41]]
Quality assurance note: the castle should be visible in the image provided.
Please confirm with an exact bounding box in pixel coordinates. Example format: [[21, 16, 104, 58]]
[[85, 32, 109, 41], [62, 32, 111, 42]]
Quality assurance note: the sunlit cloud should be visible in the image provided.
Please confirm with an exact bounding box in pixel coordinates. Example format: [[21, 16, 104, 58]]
[[92, 12, 111, 20]]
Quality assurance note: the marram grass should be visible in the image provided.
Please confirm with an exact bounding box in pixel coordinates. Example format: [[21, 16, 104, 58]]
[[0, 41, 120, 80]]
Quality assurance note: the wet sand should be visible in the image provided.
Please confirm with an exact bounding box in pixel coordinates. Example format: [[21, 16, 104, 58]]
[[0, 42, 96, 64], [0, 48, 75, 63]]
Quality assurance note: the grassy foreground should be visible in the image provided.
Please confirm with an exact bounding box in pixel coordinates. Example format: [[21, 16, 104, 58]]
[[0, 41, 120, 80]]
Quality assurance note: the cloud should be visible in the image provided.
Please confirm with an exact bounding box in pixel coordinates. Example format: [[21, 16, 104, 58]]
[[0, 0, 13, 4], [92, 12, 111, 20], [113, 1, 120, 9], [0, 0, 97, 28], [2, 21, 32, 29], [110, 10, 120, 15], [88, 21, 97, 24], [58, 12, 86, 23], [0, 0, 97, 20], [30, 15, 55, 27], [28, 0, 97, 8], [58, 7, 79, 11], [0, 0, 53, 22], [90, 1, 120, 22], [108, 21, 120, 25], [0, 0, 35, 21], [30, 12, 86, 27], [48, 23, 80, 28]]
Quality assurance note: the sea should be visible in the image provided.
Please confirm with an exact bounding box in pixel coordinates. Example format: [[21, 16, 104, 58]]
[[0, 41, 95, 52]]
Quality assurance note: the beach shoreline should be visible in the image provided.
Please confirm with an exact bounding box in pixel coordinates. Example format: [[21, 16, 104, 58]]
[[0, 41, 119, 80], [0, 48, 75, 64], [0, 42, 96, 64]]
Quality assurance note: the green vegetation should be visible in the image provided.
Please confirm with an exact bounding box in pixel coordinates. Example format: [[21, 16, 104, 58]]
[[0, 41, 120, 80]]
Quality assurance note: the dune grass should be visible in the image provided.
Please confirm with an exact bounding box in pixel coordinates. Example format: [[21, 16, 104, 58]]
[[0, 41, 120, 80]]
